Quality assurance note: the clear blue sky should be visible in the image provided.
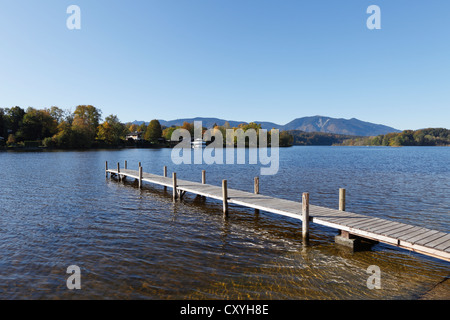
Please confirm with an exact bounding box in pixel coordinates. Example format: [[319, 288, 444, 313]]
[[0, 0, 449, 130]]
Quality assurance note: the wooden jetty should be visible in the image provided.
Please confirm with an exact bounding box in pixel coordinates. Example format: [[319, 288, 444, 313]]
[[105, 161, 450, 262]]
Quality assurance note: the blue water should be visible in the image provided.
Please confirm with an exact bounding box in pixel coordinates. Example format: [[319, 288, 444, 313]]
[[0, 146, 449, 299]]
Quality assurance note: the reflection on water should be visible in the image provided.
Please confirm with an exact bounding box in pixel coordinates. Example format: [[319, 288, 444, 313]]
[[0, 147, 449, 299]]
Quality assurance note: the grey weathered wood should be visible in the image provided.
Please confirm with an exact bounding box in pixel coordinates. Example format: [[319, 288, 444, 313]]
[[339, 188, 345, 212], [202, 170, 206, 184], [125, 160, 127, 169], [173, 172, 177, 201], [139, 166, 143, 189], [254, 177, 259, 195], [105, 161, 108, 178], [302, 193, 310, 241]]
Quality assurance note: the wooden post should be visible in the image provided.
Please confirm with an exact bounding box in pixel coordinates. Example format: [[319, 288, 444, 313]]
[[202, 170, 206, 184], [339, 188, 346, 212], [254, 177, 259, 194], [138, 162, 141, 168], [339, 188, 347, 238], [105, 161, 108, 178], [163, 166, 167, 191], [254, 177, 260, 214], [139, 166, 143, 189], [222, 180, 228, 216], [117, 162, 121, 181], [124, 160, 127, 170], [302, 192, 310, 242], [173, 172, 177, 201]]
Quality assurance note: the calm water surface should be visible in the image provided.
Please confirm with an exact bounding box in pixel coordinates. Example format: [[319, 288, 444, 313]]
[[0, 146, 449, 299]]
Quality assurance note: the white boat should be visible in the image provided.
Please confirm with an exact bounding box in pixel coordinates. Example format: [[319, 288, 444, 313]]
[[191, 138, 206, 148]]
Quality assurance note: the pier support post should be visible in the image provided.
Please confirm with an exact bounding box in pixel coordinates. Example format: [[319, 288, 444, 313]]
[[105, 161, 108, 178], [124, 160, 127, 170], [139, 166, 143, 189], [334, 188, 366, 250], [302, 192, 310, 243], [117, 162, 121, 181], [173, 172, 177, 201], [222, 180, 228, 216]]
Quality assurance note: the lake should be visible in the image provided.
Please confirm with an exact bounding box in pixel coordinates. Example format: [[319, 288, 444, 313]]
[[0, 146, 449, 299]]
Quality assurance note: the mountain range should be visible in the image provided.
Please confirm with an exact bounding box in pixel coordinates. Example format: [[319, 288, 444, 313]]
[[132, 116, 401, 137]]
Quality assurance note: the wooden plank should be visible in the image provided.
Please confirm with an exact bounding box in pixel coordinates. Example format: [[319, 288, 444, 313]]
[[422, 233, 450, 248], [377, 224, 417, 237], [402, 229, 440, 243], [414, 231, 449, 246], [390, 226, 425, 239]]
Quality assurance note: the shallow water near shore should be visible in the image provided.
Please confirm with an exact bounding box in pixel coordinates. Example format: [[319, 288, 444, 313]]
[[0, 146, 449, 299]]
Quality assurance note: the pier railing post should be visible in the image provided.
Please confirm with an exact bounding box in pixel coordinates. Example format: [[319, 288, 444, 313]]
[[173, 172, 177, 201], [302, 192, 310, 242], [117, 162, 121, 181], [139, 166, 143, 189], [254, 177, 259, 194], [254, 177, 260, 214], [339, 188, 346, 212], [164, 166, 167, 191], [222, 180, 228, 216], [105, 161, 108, 178], [125, 160, 127, 170], [202, 170, 206, 185], [339, 188, 348, 238]]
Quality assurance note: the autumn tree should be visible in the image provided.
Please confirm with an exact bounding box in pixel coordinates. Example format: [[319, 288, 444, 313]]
[[144, 119, 162, 143], [71, 105, 102, 147], [97, 114, 126, 145]]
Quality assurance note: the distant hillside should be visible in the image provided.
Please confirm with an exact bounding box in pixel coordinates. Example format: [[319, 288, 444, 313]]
[[287, 130, 359, 146], [281, 116, 400, 136], [339, 128, 450, 146], [132, 115, 400, 136]]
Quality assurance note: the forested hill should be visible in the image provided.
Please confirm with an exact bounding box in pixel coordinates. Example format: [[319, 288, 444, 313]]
[[339, 128, 450, 146]]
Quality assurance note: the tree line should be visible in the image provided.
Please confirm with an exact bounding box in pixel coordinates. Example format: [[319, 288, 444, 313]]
[[0, 105, 294, 149], [0, 105, 165, 148], [338, 128, 450, 146]]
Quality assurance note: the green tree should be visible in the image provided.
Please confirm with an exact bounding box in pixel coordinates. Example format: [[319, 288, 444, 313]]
[[5, 106, 25, 135], [144, 119, 162, 142], [162, 126, 178, 141], [18, 108, 58, 141], [0, 108, 6, 138]]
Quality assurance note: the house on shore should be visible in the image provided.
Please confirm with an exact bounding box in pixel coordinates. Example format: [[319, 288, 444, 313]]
[[126, 131, 143, 142]]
